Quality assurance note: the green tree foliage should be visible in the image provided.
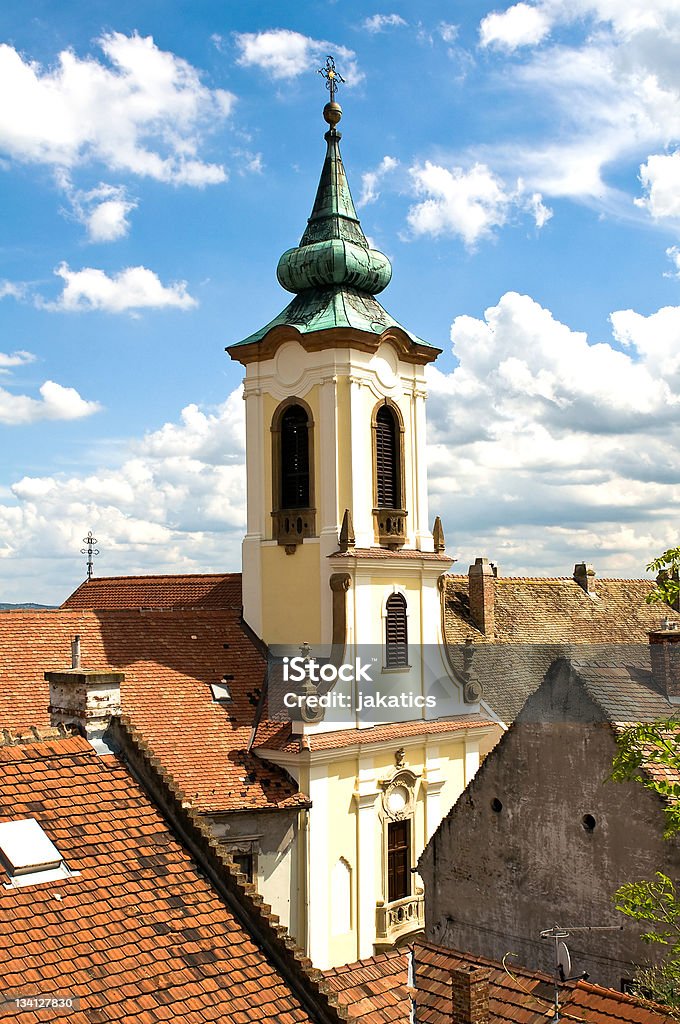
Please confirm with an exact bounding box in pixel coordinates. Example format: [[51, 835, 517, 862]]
[[646, 548, 680, 608], [612, 720, 680, 1009]]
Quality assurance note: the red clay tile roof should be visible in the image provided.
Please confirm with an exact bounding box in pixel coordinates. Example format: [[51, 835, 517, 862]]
[[0, 733, 326, 1024], [323, 950, 407, 1022], [324, 942, 676, 1024], [329, 549, 451, 561], [0, 608, 304, 814], [62, 573, 240, 610], [258, 715, 494, 754]]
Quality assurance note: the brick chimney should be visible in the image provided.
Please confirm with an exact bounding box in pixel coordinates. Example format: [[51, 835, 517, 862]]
[[451, 966, 490, 1024], [468, 558, 496, 638], [649, 627, 680, 705], [574, 562, 595, 594], [46, 635, 124, 754]]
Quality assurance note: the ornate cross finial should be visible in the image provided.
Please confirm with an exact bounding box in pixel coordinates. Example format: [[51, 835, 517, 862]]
[[81, 531, 100, 580], [318, 55, 345, 103]]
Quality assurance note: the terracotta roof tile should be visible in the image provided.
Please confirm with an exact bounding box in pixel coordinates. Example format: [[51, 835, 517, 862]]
[[329, 549, 451, 561], [325, 941, 677, 1023], [0, 608, 304, 813], [62, 574, 241, 611], [258, 715, 494, 753], [0, 735, 320, 1024]]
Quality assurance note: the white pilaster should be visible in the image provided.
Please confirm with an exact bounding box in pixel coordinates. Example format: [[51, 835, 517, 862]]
[[353, 760, 379, 960], [307, 762, 330, 967]]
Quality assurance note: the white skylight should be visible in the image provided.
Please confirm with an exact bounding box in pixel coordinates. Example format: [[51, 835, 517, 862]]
[[0, 818, 77, 888]]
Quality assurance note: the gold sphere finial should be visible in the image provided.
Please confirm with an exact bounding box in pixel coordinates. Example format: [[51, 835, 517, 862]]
[[323, 101, 342, 128]]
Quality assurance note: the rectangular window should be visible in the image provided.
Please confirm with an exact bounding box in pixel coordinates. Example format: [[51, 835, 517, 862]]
[[232, 852, 254, 883], [387, 819, 410, 902]]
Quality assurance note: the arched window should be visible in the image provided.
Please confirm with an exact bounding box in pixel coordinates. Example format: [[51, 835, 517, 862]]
[[271, 400, 315, 547], [280, 404, 310, 509], [375, 405, 399, 509], [385, 592, 408, 668]]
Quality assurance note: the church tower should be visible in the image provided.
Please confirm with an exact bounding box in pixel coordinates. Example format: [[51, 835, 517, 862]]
[[228, 68, 454, 671]]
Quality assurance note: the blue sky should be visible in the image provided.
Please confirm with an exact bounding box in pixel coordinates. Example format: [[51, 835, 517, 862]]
[[2, 0, 680, 602]]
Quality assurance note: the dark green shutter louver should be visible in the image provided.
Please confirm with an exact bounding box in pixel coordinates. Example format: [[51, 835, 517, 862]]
[[385, 592, 408, 667], [281, 405, 310, 509], [375, 406, 399, 509]]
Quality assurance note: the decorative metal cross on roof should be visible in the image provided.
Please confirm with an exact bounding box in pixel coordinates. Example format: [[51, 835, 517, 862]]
[[81, 531, 100, 580], [318, 55, 345, 103]]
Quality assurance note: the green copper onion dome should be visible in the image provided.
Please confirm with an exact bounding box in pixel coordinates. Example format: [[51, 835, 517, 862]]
[[277, 104, 392, 296], [229, 93, 436, 353]]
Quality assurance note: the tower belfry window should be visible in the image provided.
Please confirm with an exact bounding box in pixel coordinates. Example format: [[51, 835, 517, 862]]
[[271, 400, 316, 547], [281, 405, 310, 509], [375, 405, 399, 509]]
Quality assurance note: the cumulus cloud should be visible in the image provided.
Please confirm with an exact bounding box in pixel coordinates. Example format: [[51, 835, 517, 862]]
[[464, 0, 680, 231], [57, 173, 138, 242], [46, 263, 197, 313], [0, 348, 100, 424], [426, 291, 680, 577], [359, 155, 398, 206], [0, 389, 245, 602], [362, 14, 407, 33], [234, 29, 361, 84], [636, 151, 680, 220], [407, 162, 550, 245], [480, 2, 551, 49], [0, 33, 233, 184]]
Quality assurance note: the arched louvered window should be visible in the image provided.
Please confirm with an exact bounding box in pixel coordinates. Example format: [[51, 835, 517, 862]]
[[280, 405, 310, 509], [375, 405, 399, 509], [385, 592, 408, 668]]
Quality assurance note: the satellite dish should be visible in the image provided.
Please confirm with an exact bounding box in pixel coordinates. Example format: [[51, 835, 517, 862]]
[[557, 940, 571, 981]]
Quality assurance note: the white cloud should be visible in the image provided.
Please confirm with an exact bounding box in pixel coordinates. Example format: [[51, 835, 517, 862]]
[[425, 291, 680, 577], [0, 281, 25, 300], [439, 23, 459, 43], [359, 155, 398, 205], [234, 29, 361, 84], [46, 263, 197, 313], [407, 162, 549, 245], [665, 246, 680, 278], [0, 380, 100, 425], [464, 0, 680, 233], [0, 33, 233, 184], [480, 3, 551, 50], [0, 351, 34, 371], [362, 14, 407, 33], [58, 174, 138, 242], [0, 390, 245, 601], [636, 151, 680, 220]]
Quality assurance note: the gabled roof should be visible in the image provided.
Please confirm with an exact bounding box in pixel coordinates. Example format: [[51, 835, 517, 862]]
[[323, 942, 676, 1023], [443, 575, 680, 722], [62, 573, 240, 610], [444, 575, 676, 645], [0, 729, 342, 1024], [0, 606, 304, 814]]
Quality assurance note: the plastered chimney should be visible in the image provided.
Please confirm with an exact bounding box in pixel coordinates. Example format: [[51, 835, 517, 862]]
[[46, 637, 124, 754], [468, 558, 496, 638], [451, 966, 490, 1024]]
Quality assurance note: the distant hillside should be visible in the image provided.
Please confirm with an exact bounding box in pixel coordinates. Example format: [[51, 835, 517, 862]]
[[0, 603, 56, 610]]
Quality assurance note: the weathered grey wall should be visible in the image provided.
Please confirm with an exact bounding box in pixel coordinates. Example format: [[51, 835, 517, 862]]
[[205, 808, 300, 937], [419, 660, 680, 991]]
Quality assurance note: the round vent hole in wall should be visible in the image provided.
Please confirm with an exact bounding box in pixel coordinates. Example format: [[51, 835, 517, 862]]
[[491, 798, 503, 813], [582, 814, 596, 832]]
